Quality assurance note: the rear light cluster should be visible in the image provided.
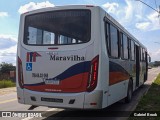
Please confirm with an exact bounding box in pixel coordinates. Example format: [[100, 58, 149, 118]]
[[87, 55, 99, 92], [18, 57, 24, 89]]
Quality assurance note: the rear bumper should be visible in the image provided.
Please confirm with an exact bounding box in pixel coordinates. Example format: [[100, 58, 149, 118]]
[[17, 87, 103, 109]]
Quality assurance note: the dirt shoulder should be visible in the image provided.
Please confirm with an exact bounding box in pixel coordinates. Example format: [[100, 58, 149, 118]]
[[0, 87, 16, 95]]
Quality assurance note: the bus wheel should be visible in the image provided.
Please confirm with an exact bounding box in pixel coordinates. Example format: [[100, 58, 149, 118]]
[[125, 80, 133, 103]]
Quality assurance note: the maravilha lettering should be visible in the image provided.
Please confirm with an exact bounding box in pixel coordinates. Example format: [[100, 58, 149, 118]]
[[50, 55, 85, 61]]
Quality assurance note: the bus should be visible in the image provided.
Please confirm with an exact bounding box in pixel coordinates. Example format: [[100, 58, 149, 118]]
[[17, 5, 149, 109]]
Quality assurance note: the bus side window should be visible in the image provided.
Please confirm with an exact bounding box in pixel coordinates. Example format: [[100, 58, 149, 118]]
[[105, 22, 111, 55], [110, 24, 119, 58], [140, 47, 143, 61], [142, 48, 144, 61], [121, 33, 129, 60], [143, 49, 145, 61], [128, 38, 131, 60], [130, 40, 135, 61]]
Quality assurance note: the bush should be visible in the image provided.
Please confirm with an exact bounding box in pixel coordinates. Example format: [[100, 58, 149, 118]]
[[0, 80, 16, 88]]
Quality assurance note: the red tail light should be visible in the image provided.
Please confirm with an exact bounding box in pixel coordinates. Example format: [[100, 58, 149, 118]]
[[18, 57, 24, 89], [87, 55, 99, 92]]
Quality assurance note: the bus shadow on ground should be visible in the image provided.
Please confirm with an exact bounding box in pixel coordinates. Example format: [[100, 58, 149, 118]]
[[43, 84, 151, 119]]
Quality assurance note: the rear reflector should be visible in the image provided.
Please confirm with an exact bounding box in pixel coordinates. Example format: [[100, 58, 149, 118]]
[[90, 103, 97, 105], [87, 55, 99, 92]]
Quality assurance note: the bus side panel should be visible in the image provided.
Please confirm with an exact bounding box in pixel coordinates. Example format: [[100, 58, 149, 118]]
[[83, 7, 103, 109], [17, 87, 25, 104], [17, 14, 25, 104], [108, 59, 130, 106], [100, 50, 109, 108], [130, 60, 137, 92], [139, 61, 146, 85], [99, 10, 109, 108], [84, 90, 103, 109], [139, 62, 143, 86], [108, 81, 128, 105]]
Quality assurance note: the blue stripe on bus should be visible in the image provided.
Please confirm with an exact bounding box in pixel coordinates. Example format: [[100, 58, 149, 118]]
[[47, 61, 91, 81], [109, 61, 130, 75], [24, 61, 91, 86]]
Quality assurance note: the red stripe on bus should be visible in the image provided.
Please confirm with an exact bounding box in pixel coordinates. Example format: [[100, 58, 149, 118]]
[[26, 52, 29, 62], [33, 52, 36, 62], [24, 72, 89, 93], [109, 72, 130, 86]]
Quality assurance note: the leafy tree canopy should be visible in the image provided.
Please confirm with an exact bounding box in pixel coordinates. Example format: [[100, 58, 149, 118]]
[[0, 62, 16, 74], [154, 61, 160, 67]]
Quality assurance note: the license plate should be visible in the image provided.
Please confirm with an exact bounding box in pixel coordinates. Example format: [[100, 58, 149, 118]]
[[41, 97, 63, 103]]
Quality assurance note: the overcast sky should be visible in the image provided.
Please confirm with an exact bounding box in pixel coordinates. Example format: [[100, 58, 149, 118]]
[[0, 0, 160, 65]]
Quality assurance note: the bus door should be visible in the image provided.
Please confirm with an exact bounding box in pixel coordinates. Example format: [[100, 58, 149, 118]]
[[135, 45, 140, 87], [144, 51, 148, 82]]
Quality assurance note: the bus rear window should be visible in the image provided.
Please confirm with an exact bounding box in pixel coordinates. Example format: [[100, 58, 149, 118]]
[[24, 9, 91, 45]]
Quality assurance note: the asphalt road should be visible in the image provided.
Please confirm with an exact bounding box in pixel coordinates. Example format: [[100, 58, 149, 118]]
[[0, 67, 159, 120]]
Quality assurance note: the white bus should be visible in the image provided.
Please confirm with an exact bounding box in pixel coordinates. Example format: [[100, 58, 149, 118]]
[[17, 5, 149, 109]]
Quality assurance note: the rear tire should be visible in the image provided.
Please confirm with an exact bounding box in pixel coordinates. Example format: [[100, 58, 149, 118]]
[[125, 80, 133, 103]]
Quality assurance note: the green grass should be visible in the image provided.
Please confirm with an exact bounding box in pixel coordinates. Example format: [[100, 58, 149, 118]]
[[128, 74, 160, 120], [0, 80, 16, 89]]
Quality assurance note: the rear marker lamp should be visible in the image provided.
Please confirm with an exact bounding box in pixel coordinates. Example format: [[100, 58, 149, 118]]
[[18, 57, 24, 89], [90, 102, 97, 106], [87, 55, 99, 92]]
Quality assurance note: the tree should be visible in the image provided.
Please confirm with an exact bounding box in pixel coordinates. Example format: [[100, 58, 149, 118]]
[[0, 62, 16, 74], [154, 61, 160, 67]]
